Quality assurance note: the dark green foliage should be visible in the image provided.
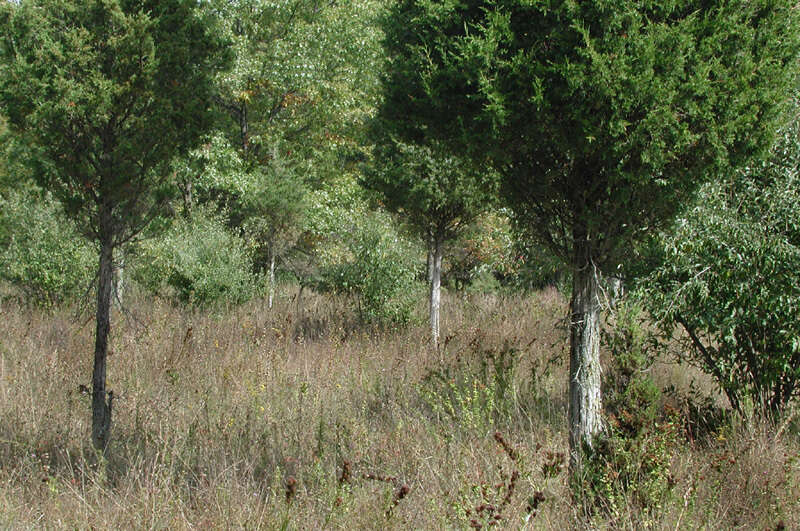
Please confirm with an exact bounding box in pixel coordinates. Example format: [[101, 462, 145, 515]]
[[642, 111, 800, 415], [241, 153, 309, 276], [380, 0, 800, 267], [349, 223, 420, 326], [508, 230, 569, 293], [363, 137, 498, 342], [364, 136, 497, 254], [444, 211, 520, 292], [602, 303, 663, 437], [0, 0, 231, 244], [315, 214, 421, 326]]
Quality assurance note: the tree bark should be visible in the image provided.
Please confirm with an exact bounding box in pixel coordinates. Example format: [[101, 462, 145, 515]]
[[427, 242, 434, 284], [268, 253, 276, 310], [568, 244, 603, 479], [113, 247, 124, 311], [429, 238, 443, 349], [92, 217, 114, 453]]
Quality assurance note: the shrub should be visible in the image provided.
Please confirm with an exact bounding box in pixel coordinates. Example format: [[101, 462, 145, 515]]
[[0, 189, 95, 305], [446, 211, 520, 292], [641, 117, 800, 416], [306, 175, 422, 325], [132, 208, 259, 306]]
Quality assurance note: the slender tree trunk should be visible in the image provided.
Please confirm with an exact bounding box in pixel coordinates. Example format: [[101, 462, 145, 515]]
[[296, 283, 304, 315], [113, 247, 124, 310], [240, 101, 249, 154], [268, 253, 276, 310], [568, 242, 603, 480], [92, 218, 114, 453], [427, 244, 434, 284], [181, 179, 193, 216], [429, 238, 443, 349]]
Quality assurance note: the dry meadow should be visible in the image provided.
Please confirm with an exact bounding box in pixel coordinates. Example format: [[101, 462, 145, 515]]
[[0, 287, 798, 529]]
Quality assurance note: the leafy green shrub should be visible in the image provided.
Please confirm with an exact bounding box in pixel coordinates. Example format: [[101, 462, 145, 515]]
[[446, 211, 520, 292], [318, 215, 420, 325], [132, 208, 259, 306], [641, 116, 800, 416], [355, 224, 420, 325], [580, 302, 678, 520], [0, 190, 95, 305], [306, 175, 422, 325]]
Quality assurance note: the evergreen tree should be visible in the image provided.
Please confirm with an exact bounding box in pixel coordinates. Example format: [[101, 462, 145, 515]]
[[364, 138, 497, 347], [379, 0, 800, 477], [0, 0, 231, 451]]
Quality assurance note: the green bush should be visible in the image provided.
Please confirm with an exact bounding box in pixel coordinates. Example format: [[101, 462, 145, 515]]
[[446, 211, 520, 292], [306, 175, 422, 325], [0, 189, 95, 305], [641, 116, 800, 416], [316, 214, 420, 325], [132, 209, 259, 306]]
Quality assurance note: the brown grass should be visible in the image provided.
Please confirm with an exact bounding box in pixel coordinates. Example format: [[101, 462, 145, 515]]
[[0, 286, 797, 529]]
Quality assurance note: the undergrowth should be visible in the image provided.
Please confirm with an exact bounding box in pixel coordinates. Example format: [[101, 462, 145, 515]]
[[0, 286, 797, 529]]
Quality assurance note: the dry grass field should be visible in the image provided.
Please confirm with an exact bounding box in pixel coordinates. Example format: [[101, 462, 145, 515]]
[[0, 287, 798, 529]]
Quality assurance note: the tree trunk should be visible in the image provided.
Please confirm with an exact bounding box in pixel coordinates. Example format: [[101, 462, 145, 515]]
[[240, 101, 249, 154], [427, 244, 434, 284], [113, 247, 124, 310], [429, 238, 443, 349], [296, 283, 304, 315], [92, 224, 114, 453], [181, 180, 193, 216], [268, 253, 276, 310], [568, 245, 603, 479]]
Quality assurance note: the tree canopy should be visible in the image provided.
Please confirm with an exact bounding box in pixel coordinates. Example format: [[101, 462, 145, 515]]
[[0, 0, 231, 244], [381, 0, 800, 265], [378, 0, 800, 477]]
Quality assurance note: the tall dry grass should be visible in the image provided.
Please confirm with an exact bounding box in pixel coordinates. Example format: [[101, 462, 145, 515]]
[[0, 286, 797, 529]]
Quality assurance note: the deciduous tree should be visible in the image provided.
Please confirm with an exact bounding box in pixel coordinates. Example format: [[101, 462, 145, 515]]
[[643, 103, 800, 416]]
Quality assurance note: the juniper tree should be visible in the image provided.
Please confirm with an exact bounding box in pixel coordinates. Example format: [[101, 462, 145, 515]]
[[0, 0, 230, 451], [363, 138, 497, 347], [379, 0, 800, 476]]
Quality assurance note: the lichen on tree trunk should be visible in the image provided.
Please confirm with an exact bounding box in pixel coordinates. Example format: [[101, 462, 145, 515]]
[[429, 238, 443, 349], [568, 246, 604, 478]]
